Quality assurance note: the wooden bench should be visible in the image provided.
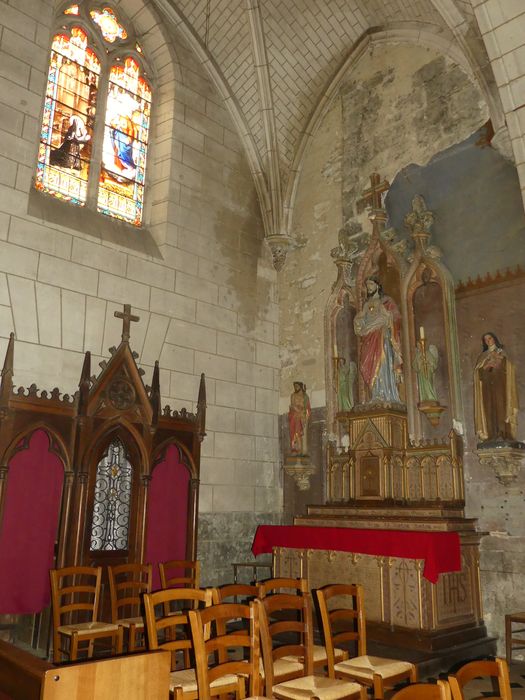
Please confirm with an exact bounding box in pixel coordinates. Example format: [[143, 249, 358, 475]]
[[0, 640, 170, 699]]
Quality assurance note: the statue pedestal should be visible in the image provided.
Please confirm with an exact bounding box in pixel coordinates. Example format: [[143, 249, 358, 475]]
[[476, 441, 525, 485], [283, 454, 315, 491]]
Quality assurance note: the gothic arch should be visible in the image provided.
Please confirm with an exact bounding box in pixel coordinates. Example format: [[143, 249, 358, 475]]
[[0, 424, 69, 473], [82, 417, 149, 476], [282, 24, 503, 240], [151, 436, 198, 480]]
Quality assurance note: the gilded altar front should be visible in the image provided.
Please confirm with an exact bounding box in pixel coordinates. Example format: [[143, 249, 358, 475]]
[[273, 528, 484, 651]]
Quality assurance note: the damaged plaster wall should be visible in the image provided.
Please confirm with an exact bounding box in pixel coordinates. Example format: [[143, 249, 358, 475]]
[[280, 43, 488, 412]]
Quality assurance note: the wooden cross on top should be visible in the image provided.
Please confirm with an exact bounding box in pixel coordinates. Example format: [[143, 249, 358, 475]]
[[114, 304, 140, 343], [357, 172, 390, 213]]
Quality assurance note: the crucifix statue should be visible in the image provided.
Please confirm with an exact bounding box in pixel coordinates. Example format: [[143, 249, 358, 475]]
[[114, 304, 140, 343], [357, 172, 390, 214]]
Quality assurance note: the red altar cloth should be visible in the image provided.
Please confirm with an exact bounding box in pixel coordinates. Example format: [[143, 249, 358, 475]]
[[252, 525, 461, 583]]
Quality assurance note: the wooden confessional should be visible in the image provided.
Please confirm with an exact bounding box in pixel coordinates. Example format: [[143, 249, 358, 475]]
[[0, 305, 206, 646]]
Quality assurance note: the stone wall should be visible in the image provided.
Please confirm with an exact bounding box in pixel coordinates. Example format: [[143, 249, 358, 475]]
[[0, 0, 281, 584], [279, 38, 525, 656]]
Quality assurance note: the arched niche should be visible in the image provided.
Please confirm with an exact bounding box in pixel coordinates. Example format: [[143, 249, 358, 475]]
[[409, 264, 452, 437], [0, 429, 64, 614], [145, 442, 194, 590], [83, 426, 143, 569], [324, 255, 357, 432], [355, 242, 405, 405]]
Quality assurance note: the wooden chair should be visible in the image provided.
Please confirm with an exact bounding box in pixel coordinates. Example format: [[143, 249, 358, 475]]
[[257, 594, 366, 700], [316, 583, 417, 700], [506, 611, 525, 663], [143, 587, 214, 700], [108, 562, 152, 652], [391, 681, 451, 699], [258, 577, 308, 598], [448, 658, 511, 700], [159, 559, 200, 590], [189, 600, 262, 700], [216, 583, 260, 604], [258, 577, 347, 672], [50, 566, 123, 663]]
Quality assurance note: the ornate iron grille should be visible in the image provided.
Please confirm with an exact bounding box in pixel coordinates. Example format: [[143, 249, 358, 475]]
[[90, 439, 133, 551]]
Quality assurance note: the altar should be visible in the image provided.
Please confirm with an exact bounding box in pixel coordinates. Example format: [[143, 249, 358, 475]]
[[253, 517, 485, 655], [278, 175, 495, 668]]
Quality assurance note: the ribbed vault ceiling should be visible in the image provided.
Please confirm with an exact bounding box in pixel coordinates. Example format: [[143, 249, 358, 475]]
[[153, 0, 493, 249]]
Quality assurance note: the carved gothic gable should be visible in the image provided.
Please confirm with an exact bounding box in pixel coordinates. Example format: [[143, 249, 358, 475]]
[[86, 342, 153, 425], [353, 419, 388, 451]]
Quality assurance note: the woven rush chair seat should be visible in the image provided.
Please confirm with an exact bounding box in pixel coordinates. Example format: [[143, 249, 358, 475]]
[[271, 674, 366, 700], [257, 595, 366, 700], [334, 655, 415, 682], [168, 667, 241, 694], [50, 565, 123, 663], [57, 621, 120, 634], [316, 584, 416, 699], [391, 680, 451, 699]]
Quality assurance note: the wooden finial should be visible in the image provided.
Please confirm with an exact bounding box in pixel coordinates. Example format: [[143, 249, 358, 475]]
[[0, 332, 14, 403], [150, 360, 160, 427], [197, 373, 207, 441], [78, 351, 91, 415], [114, 304, 140, 343]]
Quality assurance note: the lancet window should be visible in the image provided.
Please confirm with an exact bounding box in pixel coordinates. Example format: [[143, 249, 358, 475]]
[[35, 3, 152, 226], [89, 438, 133, 551]]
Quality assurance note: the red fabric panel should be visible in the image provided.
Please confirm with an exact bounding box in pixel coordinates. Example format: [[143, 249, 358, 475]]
[[0, 430, 64, 614], [252, 524, 461, 584], [145, 444, 190, 590]]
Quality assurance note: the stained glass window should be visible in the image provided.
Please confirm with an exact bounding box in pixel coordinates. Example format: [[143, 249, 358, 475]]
[[35, 26, 100, 205], [97, 58, 151, 226], [36, 4, 152, 226], [90, 7, 127, 42], [90, 439, 133, 551]]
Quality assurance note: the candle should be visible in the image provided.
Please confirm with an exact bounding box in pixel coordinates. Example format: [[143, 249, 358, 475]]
[[419, 326, 425, 341]]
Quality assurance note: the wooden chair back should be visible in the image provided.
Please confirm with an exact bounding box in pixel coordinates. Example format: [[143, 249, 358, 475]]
[[448, 658, 511, 700], [143, 587, 213, 670], [50, 566, 102, 629], [391, 681, 451, 699], [257, 592, 314, 688], [189, 601, 261, 700], [258, 577, 308, 598], [159, 559, 200, 590], [108, 563, 152, 622], [216, 583, 259, 604], [316, 583, 367, 666]]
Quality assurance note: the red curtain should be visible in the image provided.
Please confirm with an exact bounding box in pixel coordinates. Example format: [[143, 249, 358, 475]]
[[0, 430, 64, 613], [145, 444, 190, 590]]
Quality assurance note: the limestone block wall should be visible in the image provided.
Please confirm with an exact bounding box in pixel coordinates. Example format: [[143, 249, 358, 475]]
[[0, 0, 281, 585]]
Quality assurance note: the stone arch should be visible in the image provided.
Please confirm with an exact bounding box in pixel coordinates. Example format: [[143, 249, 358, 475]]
[[282, 24, 503, 239]]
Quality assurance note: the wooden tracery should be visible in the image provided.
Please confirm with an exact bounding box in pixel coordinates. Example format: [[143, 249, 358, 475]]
[[0, 305, 206, 625]]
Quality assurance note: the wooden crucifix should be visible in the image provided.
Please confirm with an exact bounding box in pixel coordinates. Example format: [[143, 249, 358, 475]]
[[357, 172, 390, 213], [114, 304, 140, 343]]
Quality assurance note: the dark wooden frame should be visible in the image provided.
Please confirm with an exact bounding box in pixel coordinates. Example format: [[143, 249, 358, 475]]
[[0, 311, 206, 603]]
